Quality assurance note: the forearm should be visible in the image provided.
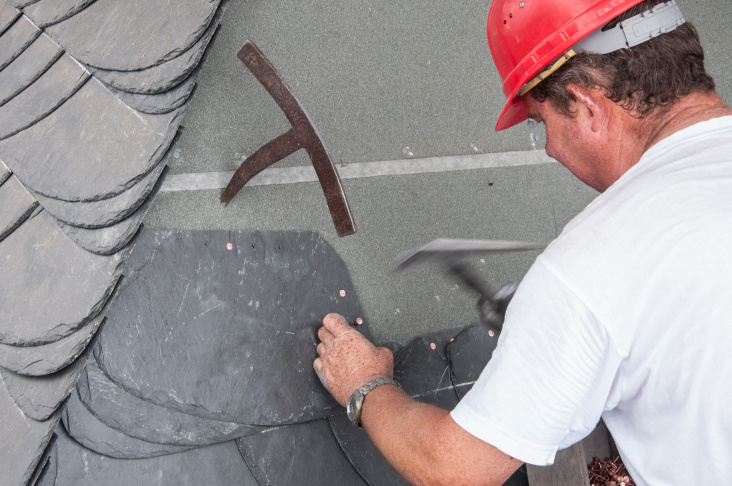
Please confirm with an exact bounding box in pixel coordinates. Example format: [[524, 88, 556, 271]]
[[361, 385, 521, 486]]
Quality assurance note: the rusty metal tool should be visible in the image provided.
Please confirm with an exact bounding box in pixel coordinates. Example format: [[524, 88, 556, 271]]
[[221, 40, 356, 237], [393, 238, 545, 331]]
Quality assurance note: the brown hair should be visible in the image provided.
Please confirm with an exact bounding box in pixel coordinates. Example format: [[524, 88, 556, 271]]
[[530, 0, 716, 118]]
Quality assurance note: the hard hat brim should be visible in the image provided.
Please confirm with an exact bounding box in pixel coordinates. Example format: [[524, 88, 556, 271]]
[[495, 95, 528, 131]]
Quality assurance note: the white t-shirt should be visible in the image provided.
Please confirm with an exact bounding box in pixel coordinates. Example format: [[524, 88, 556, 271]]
[[451, 116, 732, 485]]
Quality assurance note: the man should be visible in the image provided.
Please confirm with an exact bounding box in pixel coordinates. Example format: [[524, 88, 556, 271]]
[[314, 0, 732, 484]]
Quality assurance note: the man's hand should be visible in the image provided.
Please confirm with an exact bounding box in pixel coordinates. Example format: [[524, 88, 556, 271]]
[[313, 313, 393, 406]]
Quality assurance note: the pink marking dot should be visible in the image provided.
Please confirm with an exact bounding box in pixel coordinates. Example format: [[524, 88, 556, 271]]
[[226, 243, 233, 251], [355, 318, 363, 325], [488, 330, 495, 337], [339, 290, 346, 297], [430, 343, 436, 350]]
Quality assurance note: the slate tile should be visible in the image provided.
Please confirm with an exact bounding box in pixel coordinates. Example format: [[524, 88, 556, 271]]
[[0, 15, 40, 71], [0, 174, 38, 242], [0, 1, 20, 37], [30, 160, 167, 229], [79, 352, 264, 446], [54, 165, 165, 255], [446, 324, 500, 399], [108, 72, 197, 114], [0, 53, 89, 140], [97, 229, 371, 425], [0, 209, 124, 346], [7, 0, 42, 8], [0, 78, 183, 202], [22, 0, 95, 28], [53, 426, 259, 486], [0, 311, 103, 376], [236, 419, 368, 486], [0, 374, 60, 486], [0, 33, 63, 107], [89, 7, 222, 95], [0, 156, 9, 184], [62, 386, 197, 459], [45, 0, 220, 71], [27, 434, 57, 486], [0, 339, 94, 421]]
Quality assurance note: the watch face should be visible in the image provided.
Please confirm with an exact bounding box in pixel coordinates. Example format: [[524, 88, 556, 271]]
[[347, 394, 358, 421]]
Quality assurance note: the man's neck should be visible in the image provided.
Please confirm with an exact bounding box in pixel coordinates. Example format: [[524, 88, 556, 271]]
[[642, 92, 732, 153]]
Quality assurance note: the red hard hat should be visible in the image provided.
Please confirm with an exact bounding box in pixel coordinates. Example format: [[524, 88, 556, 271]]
[[488, 0, 646, 131]]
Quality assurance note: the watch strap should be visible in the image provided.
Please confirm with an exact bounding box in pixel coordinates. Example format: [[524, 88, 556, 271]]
[[350, 377, 400, 429]]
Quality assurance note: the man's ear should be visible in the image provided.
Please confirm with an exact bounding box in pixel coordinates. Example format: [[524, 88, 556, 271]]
[[567, 84, 607, 133]]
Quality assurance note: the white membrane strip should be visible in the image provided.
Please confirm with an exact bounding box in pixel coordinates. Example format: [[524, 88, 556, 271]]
[[160, 150, 555, 193]]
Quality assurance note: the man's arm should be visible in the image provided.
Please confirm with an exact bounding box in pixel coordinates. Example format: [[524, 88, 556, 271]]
[[314, 313, 522, 485]]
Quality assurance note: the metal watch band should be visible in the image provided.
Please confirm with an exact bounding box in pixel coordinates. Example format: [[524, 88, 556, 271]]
[[349, 377, 400, 429], [358, 377, 400, 396]]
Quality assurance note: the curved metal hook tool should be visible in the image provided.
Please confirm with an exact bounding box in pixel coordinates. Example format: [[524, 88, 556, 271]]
[[222, 40, 356, 237]]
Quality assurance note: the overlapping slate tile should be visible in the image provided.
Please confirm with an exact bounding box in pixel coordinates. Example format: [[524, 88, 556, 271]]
[[30, 160, 167, 228], [44, 0, 220, 71], [0, 158, 10, 184], [108, 73, 197, 114], [27, 434, 57, 486], [53, 426, 258, 486], [0, 174, 38, 241], [54, 166, 166, 255], [447, 324, 500, 399], [0, 52, 89, 140], [0, 374, 60, 486], [0, 78, 183, 202], [0, 33, 63, 106], [22, 0, 96, 28], [0, 340, 93, 421], [7, 0, 42, 8], [62, 387, 197, 459], [96, 229, 370, 425], [0, 2, 21, 42], [89, 7, 222, 94], [236, 419, 368, 486], [79, 353, 263, 446], [0, 15, 40, 71], [0, 312, 103, 377], [0, 209, 124, 346]]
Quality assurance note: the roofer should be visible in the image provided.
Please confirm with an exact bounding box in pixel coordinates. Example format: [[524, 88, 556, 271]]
[[314, 0, 732, 484]]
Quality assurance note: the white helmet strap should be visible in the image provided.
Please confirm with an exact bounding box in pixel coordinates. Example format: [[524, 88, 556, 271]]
[[573, 0, 686, 55]]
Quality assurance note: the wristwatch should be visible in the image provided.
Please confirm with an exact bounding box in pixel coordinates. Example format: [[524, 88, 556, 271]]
[[347, 377, 401, 429]]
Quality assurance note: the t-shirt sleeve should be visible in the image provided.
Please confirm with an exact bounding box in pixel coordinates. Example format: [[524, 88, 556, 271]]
[[450, 257, 623, 466]]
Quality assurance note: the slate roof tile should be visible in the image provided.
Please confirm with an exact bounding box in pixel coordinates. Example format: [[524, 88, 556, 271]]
[[0, 52, 88, 140], [44, 0, 220, 71], [0, 174, 38, 241], [0, 14, 39, 70], [0, 78, 184, 202], [21, 0, 95, 28], [0, 32, 62, 106], [0, 1, 21, 35]]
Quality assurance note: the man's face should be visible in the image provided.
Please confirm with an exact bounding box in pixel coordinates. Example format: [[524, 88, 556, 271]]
[[522, 94, 607, 191]]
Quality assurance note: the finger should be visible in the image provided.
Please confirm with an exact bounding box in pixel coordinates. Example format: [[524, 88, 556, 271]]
[[316, 342, 326, 357], [322, 313, 354, 338], [313, 358, 328, 389], [317, 326, 335, 344]]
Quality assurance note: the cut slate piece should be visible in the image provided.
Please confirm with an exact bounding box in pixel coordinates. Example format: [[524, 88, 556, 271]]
[[7, 0, 42, 7], [0, 53, 89, 140], [108, 72, 197, 114], [62, 387, 197, 459], [0, 209, 124, 346], [236, 419, 367, 486], [0, 1, 20, 39], [0, 33, 63, 106], [27, 433, 57, 486], [1, 158, 10, 184], [53, 426, 259, 486], [0, 312, 104, 376], [0, 78, 183, 202], [0, 15, 40, 71], [97, 229, 371, 425], [0, 340, 93, 421], [79, 353, 264, 446], [0, 375, 60, 486], [45, 0, 220, 71], [447, 324, 500, 399], [22, 0, 95, 28], [0, 174, 38, 242], [54, 166, 166, 255], [88, 6, 222, 94], [30, 159, 168, 228]]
